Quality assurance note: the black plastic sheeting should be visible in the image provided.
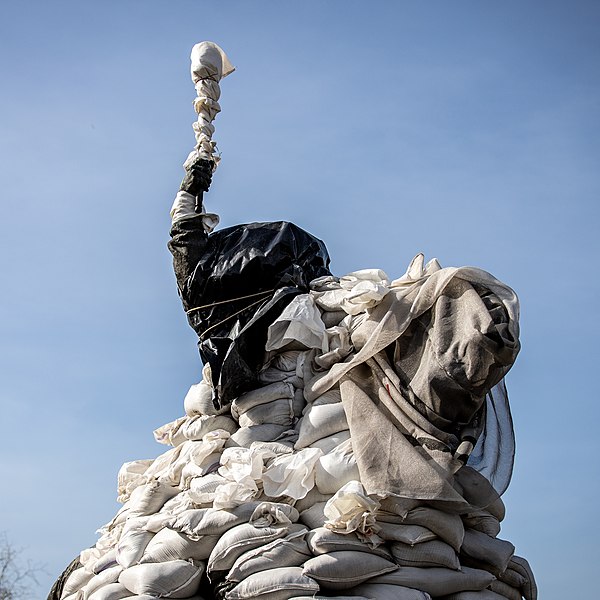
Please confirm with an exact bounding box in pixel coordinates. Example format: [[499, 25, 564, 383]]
[[169, 219, 331, 407]]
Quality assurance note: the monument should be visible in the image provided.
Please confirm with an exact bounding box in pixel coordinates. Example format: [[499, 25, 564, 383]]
[[49, 42, 536, 600]]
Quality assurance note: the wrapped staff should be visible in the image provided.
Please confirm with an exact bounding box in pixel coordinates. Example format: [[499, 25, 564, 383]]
[[184, 41, 235, 170]]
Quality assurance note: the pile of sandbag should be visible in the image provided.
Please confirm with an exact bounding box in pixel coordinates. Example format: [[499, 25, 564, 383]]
[[57, 259, 536, 600]]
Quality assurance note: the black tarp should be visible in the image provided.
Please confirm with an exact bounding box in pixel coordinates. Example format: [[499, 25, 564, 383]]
[[169, 218, 331, 407]]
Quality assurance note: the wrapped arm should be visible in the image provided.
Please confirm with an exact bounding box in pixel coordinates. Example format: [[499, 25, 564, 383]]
[[168, 157, 219, 309]]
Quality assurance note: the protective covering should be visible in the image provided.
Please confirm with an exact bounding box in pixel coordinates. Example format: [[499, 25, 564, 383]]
[[169, 218, 331, 407]]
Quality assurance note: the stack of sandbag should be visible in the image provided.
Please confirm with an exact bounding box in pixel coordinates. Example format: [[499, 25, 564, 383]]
[[56, 259, 536, 600]]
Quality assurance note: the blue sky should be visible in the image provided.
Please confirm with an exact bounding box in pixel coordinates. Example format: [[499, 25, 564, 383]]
[[1, 1, 598, 597]]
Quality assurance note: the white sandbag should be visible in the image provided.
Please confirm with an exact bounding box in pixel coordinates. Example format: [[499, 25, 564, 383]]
[[227, 424, 289, 448], [250, 440, 294, 455], [403, 506, 465, 551], [295, 403, 348, 448], [461, 529, 515, 574], [117, 481, 180, 524], [208, 523, 290, 572], [163, 503, 261, 537], [180, 451, 223, 488], [323, 481, 379, 536], [117, 517, 155, 569], [307, 527, 392, 559], [303, 388, 341, 413], [262, 447, 323, 499], [219, 446, 274, 489], [226, 566, 319, 600], [62, 566, 94, 597], [154, 417, 188, 447], [302, 551, 397, 590], [232, 382, 295, 420], [259, 367, 304, 387], [80, 566, 123, 600], [117, 460, 153, 503], [188, 473, 228, 504], [184, 380, 229, 416], [315, 439, 360, 495], [346, 583, 431, 600], [370, 565, 496, 596], [266, 294, 327, 352], [249, 502, 300, 527], [377, 522, 437, 545], [238, 398, 294, 428], [139, 527, 220, 563], [226, 528, 311, 583], [92, 548, 118, 574], [119, 560, 203, 598], [293, 487, 333, 513], [299, 502, 328, 529], [308, 430, 351, 454], [88, 582, 131, 600], [163, 490, 202, 514], [182, 414, 238, 440], [390, 539, 460, 570]]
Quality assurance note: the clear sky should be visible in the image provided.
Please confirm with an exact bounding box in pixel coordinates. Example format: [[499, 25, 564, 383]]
[[1, 1, 598, 597]]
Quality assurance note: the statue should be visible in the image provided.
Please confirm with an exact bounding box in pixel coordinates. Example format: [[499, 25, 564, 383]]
[[48, 42, 536, 600]]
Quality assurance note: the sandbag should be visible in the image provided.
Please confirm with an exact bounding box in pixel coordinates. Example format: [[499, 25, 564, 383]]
[[438, 591, 505, 600], [262, 447, 323, 499], [293, 487, 333, 513], [460, 530, 515, 574], [61, 566, 94, 598], [116, 517, 156, 568], [377, 522, 437, 545], [346, 583, 431, 600], [92, 548, 118, 574], [226, 529, 311, 583], [87, 583, 131, 600], [299, 502, 327, 529], [295, 403, 348, 448], [184, 381, 229, 417], [188, 473, 228, 505], [238, 398, 294, 428], [227, 424, 289, 448], [139, 528, 220, 563], [159, 503, 261, 537], [182, 415, 238, 440], [306, 527, 392, 559], [315, 439, 360, 495], [117, 459, 154, 503], [119, 560, 203, 598], [462, 510, 501, 537], [403, 506, 465, 551], [154, 417, 189, 447], [390, 539, 460, 570], [208, 523, 291, 572], [489, 579, 522, 600], [308, 430, 351, 454], [370, 565, 495, 596], [231, 382, 295, 420], [302, 551, 397, 590], [79, 566, 123, 600], [225, 566, 319, 600]]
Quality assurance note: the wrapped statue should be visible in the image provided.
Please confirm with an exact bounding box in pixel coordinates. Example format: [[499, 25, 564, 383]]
[[49, 42, 536, 600]]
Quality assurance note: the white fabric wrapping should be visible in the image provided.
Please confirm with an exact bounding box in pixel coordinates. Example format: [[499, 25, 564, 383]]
[[323, 480, 380, 536], [262, 447, 323, 499]]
